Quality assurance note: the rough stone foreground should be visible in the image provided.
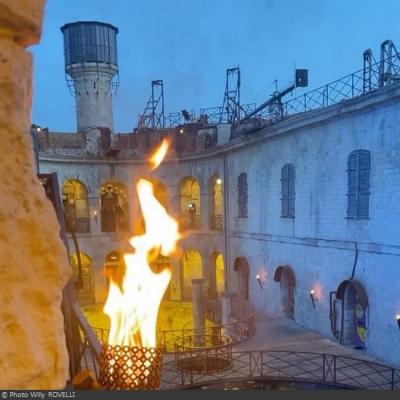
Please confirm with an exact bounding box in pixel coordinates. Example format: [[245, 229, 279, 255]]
[[0, 0, 71, 389]]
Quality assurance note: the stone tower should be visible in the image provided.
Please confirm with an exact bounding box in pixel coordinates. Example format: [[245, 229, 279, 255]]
[[61, 21, 119, 132]]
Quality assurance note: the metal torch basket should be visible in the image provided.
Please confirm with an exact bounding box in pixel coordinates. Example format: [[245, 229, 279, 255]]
[[99, 345, 163, 390]]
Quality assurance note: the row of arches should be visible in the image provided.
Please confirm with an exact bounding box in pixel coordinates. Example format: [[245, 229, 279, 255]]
[[62, 179, 130, 233], [61, 175, 223, 234]]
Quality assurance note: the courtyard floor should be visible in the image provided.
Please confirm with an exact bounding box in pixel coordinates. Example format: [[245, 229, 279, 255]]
[[234, 310, 391, 366]]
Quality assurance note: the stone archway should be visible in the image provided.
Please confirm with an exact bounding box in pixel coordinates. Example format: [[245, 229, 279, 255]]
[[336, 279, 368, 349], [181, 250, 203, 300], [179, 177, 201, 230], [233, 257, 249, 301], [274, 266, 296, 319], [100, 181, 129, 233]]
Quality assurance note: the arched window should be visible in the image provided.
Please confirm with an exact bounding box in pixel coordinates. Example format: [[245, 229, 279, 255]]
[[71, 252, 94, 305], [182, 250, 203, 300], [179, 177, 201, 230], [281, 163, 295, 218], [237, 173, 248, 218], [100, 181, 129, 233], [210, 175, 223, 230], [62, 179, 90, 233], [347, 150, 370, 219]]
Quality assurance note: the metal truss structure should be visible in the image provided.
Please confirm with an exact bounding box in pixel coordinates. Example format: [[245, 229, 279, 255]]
[[137, 80, 165, 129]]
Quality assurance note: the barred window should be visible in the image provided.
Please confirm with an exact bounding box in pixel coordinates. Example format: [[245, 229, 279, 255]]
[[237, 172, 248, 218], [281, 163, 295, 218], [347, 150, 370, 219]]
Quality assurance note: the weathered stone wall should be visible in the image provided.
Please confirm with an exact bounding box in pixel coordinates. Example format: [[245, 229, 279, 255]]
[[225, 83, 400, 367], [0, 0, 70, 389]]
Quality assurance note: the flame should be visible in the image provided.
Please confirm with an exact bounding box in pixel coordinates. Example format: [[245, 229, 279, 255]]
[[104, 139, 179, 348], [148, 138, 170, 170]]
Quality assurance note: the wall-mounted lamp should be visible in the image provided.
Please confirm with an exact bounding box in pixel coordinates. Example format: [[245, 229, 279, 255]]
[[310, 289, 317, 309], [396, 314, 400, 329], [256, 274, 263, 290], [216, 178, 222, 185], [94, 210, 98, 225]]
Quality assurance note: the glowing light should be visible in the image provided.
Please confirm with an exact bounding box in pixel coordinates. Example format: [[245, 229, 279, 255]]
[[148, 138, 171, 170], [216, 178, 222, 185], [310, 289, 315, 295], [396, 314, 400, 321]]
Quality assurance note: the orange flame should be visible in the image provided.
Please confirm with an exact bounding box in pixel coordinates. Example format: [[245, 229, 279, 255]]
[[148, 138, 171, 170], [104, 139, 179, 348]]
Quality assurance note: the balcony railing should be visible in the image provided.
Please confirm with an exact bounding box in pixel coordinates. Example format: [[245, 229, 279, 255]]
[[161, 350, 400, 390]]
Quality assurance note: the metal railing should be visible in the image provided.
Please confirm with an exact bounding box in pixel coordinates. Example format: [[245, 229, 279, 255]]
[[71, 305, 399, 391], [71, 302, 102, 378], [90, 309, 255, 354], [161, 350, 400, 390], [255, 53, 400, 125], [174, 334, 233, 373]]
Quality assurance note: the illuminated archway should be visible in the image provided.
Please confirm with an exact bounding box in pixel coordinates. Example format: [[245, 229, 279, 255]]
[[182, 250, 203, 300], [208, 252, 225, 298], [100, 181, 129, 233], [180, 177, 201, 230], [71, 252, 94, 305], [62, 179, 90, 233], [209, 175, 223, 230]]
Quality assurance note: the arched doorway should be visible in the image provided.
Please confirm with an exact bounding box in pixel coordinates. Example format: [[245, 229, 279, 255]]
[[100, 181, 129, 233], [180, 177, 201, 230], [336, 280, 368, 349], [71, 252, 94, 305], [233, 257, 249, 301], [274, 266, 296, 319], [209, 175, 223, 230], [208, 252, 225, 298], [182, 250, 203, 300], [62, 179, 90, 233]]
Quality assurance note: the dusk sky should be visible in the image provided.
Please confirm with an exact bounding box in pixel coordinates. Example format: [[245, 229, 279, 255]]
[[31, 0, 400, 132]]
